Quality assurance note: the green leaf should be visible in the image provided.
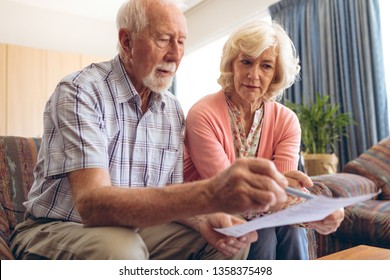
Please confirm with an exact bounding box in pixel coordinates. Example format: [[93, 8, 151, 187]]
[[285, 94, 355, 154]]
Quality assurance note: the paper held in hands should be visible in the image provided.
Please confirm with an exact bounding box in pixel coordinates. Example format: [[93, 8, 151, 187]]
[[214, 190, 381, 238]]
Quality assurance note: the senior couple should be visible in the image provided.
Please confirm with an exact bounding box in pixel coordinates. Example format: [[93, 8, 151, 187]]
[[10, 0, 344, 260]]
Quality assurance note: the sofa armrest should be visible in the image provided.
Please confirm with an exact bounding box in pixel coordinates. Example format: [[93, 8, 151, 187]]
[[0, 235, 13, 260], [343, 136, 390, 200], [308, 181, 332, 197], [310, 173, 379, 198]]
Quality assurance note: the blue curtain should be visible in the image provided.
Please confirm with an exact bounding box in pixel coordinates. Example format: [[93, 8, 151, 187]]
[[269, 0, 389, 169]]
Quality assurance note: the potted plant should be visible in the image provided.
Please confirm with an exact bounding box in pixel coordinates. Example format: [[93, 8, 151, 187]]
[[285, 94, 354, 176]]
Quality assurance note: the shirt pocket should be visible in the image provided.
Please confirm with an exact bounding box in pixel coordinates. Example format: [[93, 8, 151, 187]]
[[145, 148, 179, 187]]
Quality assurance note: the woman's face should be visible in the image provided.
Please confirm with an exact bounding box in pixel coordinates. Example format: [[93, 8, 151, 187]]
[[232, 48, 277, 103]]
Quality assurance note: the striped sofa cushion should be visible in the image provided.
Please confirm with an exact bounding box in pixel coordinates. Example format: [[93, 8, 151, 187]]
[[0, 136, 41, 248], [310, 173, 378, 198], [343, 136, 390, 200], [314, 199, 390, 257], [311, 174, 390, 257], [0, 231, 14, 260], [339, 200, 390, 247]]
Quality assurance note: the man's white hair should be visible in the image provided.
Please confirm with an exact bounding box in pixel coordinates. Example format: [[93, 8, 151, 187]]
[[116, 0, 186, 56]]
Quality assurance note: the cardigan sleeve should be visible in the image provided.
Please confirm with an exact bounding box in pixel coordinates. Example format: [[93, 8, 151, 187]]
[[184, 95, 233, 180], [269, 106, 301, 172]]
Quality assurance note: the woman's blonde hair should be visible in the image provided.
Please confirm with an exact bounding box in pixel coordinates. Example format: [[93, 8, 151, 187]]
[[217, 20, 301, 101]]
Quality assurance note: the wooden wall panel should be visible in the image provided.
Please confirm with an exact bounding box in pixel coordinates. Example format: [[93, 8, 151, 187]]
[[0, 45, 6, 135], [2, 45, 109, 137], [46, 50, 81, 99], [81, 55, 109, 68], [7, 45, 46, 137]]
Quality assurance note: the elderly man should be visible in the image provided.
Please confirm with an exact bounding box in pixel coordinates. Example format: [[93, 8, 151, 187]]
[[10, 0, 342, 260]]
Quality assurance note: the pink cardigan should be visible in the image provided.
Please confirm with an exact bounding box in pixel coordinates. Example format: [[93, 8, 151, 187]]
[[184, 90, 301, 182]]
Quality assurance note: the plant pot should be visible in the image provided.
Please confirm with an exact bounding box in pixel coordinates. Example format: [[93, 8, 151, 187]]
[[301, 153, 339, 176]]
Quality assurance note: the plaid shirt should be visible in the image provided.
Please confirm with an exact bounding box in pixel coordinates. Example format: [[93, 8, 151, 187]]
[[25, 56, 185, 222]]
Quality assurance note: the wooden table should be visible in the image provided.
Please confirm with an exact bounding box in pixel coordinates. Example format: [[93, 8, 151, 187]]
[[318, 245, 390, 260]]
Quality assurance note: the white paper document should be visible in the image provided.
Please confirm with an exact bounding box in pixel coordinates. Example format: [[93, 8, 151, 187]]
[[215, 191, 380, 237]]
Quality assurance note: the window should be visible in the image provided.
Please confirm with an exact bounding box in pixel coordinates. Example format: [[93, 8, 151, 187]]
[[175, 35, 228, 116]]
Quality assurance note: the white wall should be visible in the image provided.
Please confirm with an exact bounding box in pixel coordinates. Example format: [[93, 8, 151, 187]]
[[0, 0, 279, 57], [185, 0, 279, 54], [0, 0, 117, 57]]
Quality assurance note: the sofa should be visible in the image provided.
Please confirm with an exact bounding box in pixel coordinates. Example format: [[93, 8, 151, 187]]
[[310, 136, 390, 258], [0, 136, 41, 260], [0, 135, 389, 260]]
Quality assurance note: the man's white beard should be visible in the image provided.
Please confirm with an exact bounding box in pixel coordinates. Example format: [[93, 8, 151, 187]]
[[143, 74, 174, 93], [143, 63, 176, 93]]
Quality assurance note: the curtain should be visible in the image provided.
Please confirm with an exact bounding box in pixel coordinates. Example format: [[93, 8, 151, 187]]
[[269, 0, 389, 169]]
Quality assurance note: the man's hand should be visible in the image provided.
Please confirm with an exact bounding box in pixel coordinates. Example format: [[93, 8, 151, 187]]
[[195, 213, 257, 257], [208, 158, 288, 215]]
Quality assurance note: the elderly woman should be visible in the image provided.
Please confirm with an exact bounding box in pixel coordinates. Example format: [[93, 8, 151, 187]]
[[183, 20, 344, 259]]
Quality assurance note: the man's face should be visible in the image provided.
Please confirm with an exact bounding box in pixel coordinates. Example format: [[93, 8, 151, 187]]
[[129, 3, 187, 93]]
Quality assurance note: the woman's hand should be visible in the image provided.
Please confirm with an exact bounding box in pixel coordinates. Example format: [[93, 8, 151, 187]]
[[309, 208, 345, 235], [268, 170, 313, 212], [283, 170, 313, 189], [283, 171, 345, 234]]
